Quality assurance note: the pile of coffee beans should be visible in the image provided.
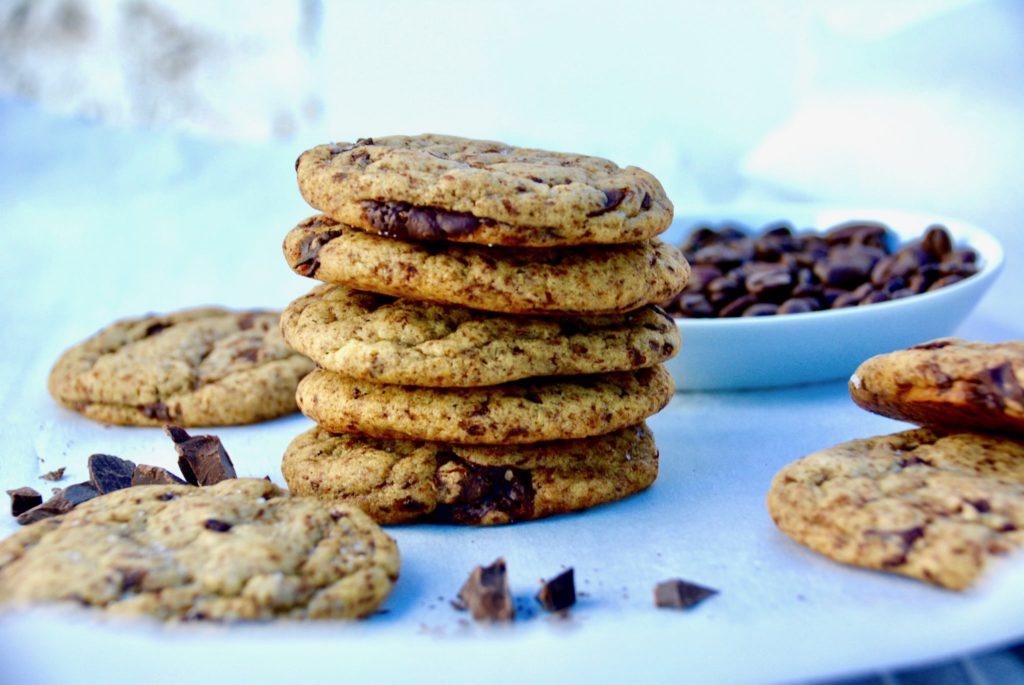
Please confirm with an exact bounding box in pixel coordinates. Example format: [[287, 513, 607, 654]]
[[663, 221, 980, 318]]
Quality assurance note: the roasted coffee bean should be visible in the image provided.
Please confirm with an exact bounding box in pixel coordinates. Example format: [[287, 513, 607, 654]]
[[665, 220, 979, 318]]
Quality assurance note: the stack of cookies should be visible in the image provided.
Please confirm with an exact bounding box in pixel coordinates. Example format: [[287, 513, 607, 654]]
[[768, 338, 1024, 590], [278, 134, 689, 525]]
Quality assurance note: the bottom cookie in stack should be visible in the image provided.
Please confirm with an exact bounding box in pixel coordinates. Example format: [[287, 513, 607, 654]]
[[283, 423, 659, 525]]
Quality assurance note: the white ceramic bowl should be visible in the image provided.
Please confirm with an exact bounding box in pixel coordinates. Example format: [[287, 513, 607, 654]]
[[662, 205, 1004, 391]]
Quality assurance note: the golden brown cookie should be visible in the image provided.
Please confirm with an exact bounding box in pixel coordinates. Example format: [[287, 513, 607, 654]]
[[281, 284, 681, 387], [295, 366, 674, 445], [282, 423, 658, 525], [767, 428, 1024, 590], [0, 479, 399, 620], [295, 134, 673, 247], [48, 308, 314, 426], [850, 338, 1024, 437], [282, 216, 689, 315]]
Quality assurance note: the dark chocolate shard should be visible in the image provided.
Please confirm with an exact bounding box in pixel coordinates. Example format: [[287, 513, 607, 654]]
[[39, 467, 65, 482], [7, 487, 42, 517], [536, 568, 576, 612], [164, 425, 236, 486], [294, 229, 343, 277], [142, 321, 169, 337], [15, 481, 98, 525], [587, 188, 627, 217], [456, 558, 515, 622], [131, 464, 189, 487], [203, 518, 233, 532], [88, 453, 137, 494], [654, 578, 718, 609]]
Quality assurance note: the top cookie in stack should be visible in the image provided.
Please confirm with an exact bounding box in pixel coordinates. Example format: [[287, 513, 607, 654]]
[[279, 134, 689, 525]]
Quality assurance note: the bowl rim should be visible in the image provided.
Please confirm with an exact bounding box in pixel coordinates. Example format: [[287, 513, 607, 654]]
[[668, 205, 1005, 329]]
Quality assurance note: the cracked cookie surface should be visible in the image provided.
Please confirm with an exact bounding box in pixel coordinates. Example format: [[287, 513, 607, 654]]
[[283, 216, 689, 315], [282, 423, 658, 525], [296, 365, 674, 444], [295, 134, 673, 248], [850, 338, 1024, 437], [0, 479, 399, 620], [767, 428, 1024, 590], [48, 308, 315, 426], [281, 284, 681, 387]]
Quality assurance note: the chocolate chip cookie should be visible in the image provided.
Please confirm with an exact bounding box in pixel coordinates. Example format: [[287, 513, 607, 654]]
[[850, 339, 1024, 437], [283, 216, 688, 315], [295, 366, 674, 444], [282, 423, 658, 525], [48, 308, 315, 426], [0, 478, 399, 620], [767, 428, 1024, 590], [295, 134, 673, 248], [281, 284, 681, 387]]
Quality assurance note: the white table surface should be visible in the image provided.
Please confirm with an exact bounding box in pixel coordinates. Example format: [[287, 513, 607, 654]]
[[1, 99, 1022, 685]]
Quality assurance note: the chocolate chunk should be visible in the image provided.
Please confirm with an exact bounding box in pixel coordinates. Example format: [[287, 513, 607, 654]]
[[63, 481, 100, 506], [143, 321, 169, 337], [7, 487, 42, 517], [87, 453, 137, 494], [131, 464, 189, 487], [641, 191, 652, 210], [142, 402, 172, 422], [163, 425, 236, 486], [295, 229, 343, 277], [432, 455, 534, 524], [971, 362, 1024, 411], [39, 467, 65, 482], [536, 568, 576, 612], [362, 201, 482, 241], [203, 518, 233, 532], [654, 578, 718, 609], [587, 188, 627, 217], [456, 558, 515, 622]]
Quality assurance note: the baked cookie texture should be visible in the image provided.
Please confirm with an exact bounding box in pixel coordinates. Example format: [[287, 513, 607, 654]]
[[0, 479, 399, 620], [296, 365, 674, 445], [282, 216, 689, 315], [295, 134, 673, 248], [282, 423, 658, 525], [850, 338, 1024, 437], [767, 428, 1024, 590], [48, 308, 314, 426], [281, 284, 681, 387]]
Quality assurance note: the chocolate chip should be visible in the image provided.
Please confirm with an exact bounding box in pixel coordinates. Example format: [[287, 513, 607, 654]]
[[163, 425, 236, 486], [456, 558, 515, 622], [87, 453, 136, 494], [432, 455, 534, 524], [536, 568, 576, 612], [971, 362, 1024, 411], [362, 201, 483, 241], [39, 467, 65, 482], [203, 519, 233, 532], [641, 192, 652, 210], [654, 578, 718, 609], [587, 188, 627, 217], [911, 340, 953, 351], [7, 487, 42, 517], [295, 229, 343, 277], [131, 464, 189, 487]]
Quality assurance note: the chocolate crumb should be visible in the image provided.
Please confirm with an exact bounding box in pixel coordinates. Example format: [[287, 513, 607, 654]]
[[88, 453, 137, 494], [536, 568, 576, 612], [456, 558, 515, 622], [163, 425, 236, 486], [654, 578, 718, 609], [131, 464, 189, 487], [39, 467, 66, 482], [7, 487, 42, 517]]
